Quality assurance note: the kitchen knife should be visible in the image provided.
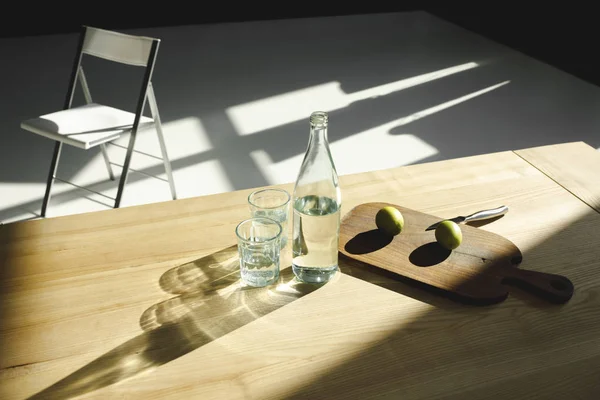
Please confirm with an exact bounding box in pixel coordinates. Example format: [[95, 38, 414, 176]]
[[425, 205, 508, 231]]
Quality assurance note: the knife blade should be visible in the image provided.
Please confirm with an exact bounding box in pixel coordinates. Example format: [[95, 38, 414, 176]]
[[425, 205, 509, 231]]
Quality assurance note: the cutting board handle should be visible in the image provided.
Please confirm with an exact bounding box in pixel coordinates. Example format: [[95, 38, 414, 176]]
[[502, 268, 574, 304]]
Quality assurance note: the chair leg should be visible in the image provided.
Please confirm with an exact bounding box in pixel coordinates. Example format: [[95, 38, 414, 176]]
[[100, 144, 115, 180], [114, 132, 137, 209], [41, 141, 63, 217], [155, 121, 177, 200], [147, 83, 177, 200]]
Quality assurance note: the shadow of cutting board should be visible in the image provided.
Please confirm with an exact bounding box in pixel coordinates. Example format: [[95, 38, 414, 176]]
[[339, 202, 574, 305]]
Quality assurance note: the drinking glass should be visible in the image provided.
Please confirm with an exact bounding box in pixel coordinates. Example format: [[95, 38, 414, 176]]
[[235, 217, 282, 287], [248, 188, 291, 248]]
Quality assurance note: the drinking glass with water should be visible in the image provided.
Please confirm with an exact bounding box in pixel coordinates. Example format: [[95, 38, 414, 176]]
[[248, 188, 291, 249], [235, 217, 282, 287]]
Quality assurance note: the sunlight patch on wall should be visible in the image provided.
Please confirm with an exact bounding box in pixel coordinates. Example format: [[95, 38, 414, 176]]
[[249, 80, 510, 184], [169, 159, 235, 199], [251, 133, 437, 186], [159, 116, 214, 157], [227, 62, 479, 136], [332, 133, 437, 175]]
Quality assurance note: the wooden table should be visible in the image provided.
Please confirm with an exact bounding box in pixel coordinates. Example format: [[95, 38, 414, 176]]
[[1, 141, 600, 399]]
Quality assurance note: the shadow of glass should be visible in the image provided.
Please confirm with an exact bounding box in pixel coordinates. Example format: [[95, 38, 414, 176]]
[[159, 245, 240, 295], [28, 249, 321, 400], [141, 267, 322, 335]]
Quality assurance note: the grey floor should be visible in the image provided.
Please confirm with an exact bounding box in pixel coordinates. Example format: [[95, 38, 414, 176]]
[[1, 11, 599, 224]]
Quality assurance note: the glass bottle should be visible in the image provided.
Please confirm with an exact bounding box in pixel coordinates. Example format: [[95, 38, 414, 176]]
[[291, 111, 342, 283]]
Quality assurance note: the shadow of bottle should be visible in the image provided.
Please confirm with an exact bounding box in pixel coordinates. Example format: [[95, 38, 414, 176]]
[[28, 246, 321, 400]]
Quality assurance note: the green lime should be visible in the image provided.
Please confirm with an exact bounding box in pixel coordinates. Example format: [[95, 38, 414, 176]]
[[375, 206, 405, 236], [435, 220, 463, 250]]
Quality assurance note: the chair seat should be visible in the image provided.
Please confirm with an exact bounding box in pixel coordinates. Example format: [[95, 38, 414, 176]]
[[20, 103, 154, 150]]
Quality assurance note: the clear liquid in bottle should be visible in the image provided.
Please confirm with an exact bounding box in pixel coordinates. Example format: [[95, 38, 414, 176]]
[[292, 112, 341, 283]]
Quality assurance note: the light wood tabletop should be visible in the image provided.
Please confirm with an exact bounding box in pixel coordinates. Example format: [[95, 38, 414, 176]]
[[1, 141, 600, 399]]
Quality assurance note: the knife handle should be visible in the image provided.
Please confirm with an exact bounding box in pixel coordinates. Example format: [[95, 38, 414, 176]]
[[464, 205, 508, 222]]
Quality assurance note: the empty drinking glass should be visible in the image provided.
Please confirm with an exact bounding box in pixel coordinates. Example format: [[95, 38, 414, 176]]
[[248, 188, 291, 248], [235, 217, 282, 287]]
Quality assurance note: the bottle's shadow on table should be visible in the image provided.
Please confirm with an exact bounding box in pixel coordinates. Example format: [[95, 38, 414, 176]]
[[28, 245, 322, 400], [28, 242, 560, 399]]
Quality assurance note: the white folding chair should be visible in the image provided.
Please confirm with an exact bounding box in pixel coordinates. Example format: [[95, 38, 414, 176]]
[[21, 25, 177, 217]]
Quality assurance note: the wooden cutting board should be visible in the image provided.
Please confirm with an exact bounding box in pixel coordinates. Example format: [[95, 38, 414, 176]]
[[338, 202, 574, 305]]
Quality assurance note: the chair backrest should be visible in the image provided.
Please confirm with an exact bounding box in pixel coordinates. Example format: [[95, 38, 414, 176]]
[[82, 26, 159, 67], [63, 25, 161, 131]]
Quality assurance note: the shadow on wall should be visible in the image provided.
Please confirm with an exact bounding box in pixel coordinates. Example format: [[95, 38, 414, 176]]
[[1, 12, 600, 223], [0, 13, 487, 185], [0, 59, 514, 222]]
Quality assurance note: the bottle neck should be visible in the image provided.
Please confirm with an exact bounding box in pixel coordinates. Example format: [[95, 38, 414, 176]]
[[308, 111, 329, 149], [309, 125, 328, 147], [293, 112, 339, 202]]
